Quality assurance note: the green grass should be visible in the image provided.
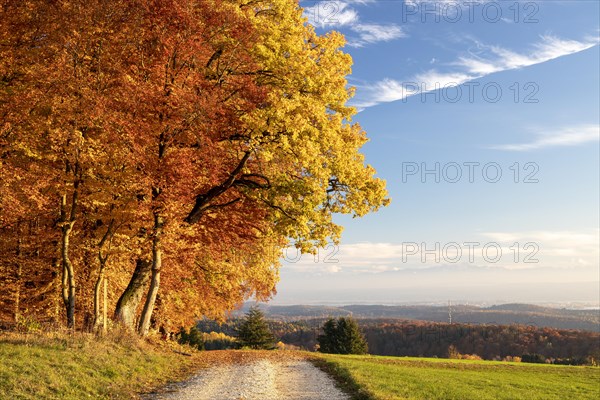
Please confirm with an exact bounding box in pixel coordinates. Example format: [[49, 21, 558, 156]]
[[3, 334, 598, 400], [315, 354, 600, 400], [0, 332, 194, 399]]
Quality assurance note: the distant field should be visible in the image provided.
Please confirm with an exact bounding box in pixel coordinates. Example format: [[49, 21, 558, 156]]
[[316, 354, 600, 400]]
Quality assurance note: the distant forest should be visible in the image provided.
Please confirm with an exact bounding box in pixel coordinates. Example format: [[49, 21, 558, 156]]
[[197, 317, 600, 363], [231, 303, 600, 332]]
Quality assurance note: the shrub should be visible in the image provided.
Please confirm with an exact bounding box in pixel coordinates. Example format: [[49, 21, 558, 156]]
[[202, 331, 238, 350], [553, 357, 589, 366], [522, 353, 546, 364], [461, 353, 483, 360], [178, 326, 204, 350], [447, 345, 461, 359], [447, 345, 482, 360]]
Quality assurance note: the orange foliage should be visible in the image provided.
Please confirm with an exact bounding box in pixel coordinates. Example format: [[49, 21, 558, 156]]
[[0, 0, 389, 333]]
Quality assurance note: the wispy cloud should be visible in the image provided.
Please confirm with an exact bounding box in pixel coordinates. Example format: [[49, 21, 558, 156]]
[[456, 35, 598, 75], [350, 23, 406, 47], [302, 1, 405, 47], [353, 71, 474, 108], [482, 230, 600, 267], [283, 229, 600, 274], [491, 124, 600, 151], [354, 34, 598, 108]]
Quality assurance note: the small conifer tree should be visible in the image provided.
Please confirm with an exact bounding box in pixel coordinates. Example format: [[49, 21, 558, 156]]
[[317, 317, 368, 354], [237, 306, 275, 350]]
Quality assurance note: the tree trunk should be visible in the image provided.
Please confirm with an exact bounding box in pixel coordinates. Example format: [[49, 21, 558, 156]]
[[14, 264, 21, 322], [114, 258, 152, 329], [60, 163, 79, 328], [103, 277, 107, 335], [53, 257, 61, 323], [94, 220, 115, 330], [93, 265, 105, 330], [14, 238, 22, 322], [61, 221, 76, 328], [138, 213, 163, 336], [61, 258, 69, 318]]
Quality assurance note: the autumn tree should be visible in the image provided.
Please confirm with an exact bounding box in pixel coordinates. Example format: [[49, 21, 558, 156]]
[[102, 0, 281, 333], [168, 0, 390, 329], [109, 0, 389, 334], [1, 0, 149, 329], [0, 0, 389, 334]]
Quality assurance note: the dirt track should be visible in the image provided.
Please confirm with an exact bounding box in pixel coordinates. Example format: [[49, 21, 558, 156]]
[[145, 358, 348, 400]]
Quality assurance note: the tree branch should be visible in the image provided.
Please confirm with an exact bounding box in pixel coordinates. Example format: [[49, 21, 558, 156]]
[[185, 151, 251, 223]]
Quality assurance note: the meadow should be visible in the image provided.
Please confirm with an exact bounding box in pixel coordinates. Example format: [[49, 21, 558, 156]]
[[316, 354, 600, 400], [0, 332, 194, 400], [2, 333, 598, 400]]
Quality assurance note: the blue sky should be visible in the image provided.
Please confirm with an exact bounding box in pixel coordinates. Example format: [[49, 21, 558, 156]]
[[273, 0, 600, 306]]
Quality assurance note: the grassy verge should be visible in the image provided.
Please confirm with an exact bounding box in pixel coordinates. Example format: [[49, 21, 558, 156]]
[[0, 331, 196, 399], [313, 354, 600, 400], [5, 334, 596, 400], [311, 355, 375, 400]]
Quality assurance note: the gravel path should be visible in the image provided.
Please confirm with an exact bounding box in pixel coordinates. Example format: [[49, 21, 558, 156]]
[[145, 359, 349, 400]]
